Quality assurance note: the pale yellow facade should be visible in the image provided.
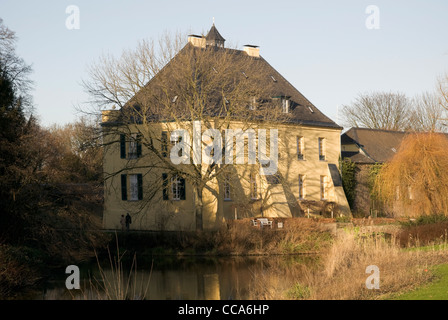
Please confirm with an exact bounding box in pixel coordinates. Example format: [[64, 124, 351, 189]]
[[101, 117, 351, 231]]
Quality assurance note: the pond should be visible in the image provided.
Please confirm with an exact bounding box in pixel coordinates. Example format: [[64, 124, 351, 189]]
[[27, 254, 319, 300]]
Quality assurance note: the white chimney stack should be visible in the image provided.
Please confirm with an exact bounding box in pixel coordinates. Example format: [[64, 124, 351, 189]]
[[188, 34, 206, 48], [243, 44, 260, 57]]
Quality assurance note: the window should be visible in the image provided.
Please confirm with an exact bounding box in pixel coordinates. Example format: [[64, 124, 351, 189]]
[[282, 98, 290, 113], [250, 172, 257, 200], [297, 136, 304, 160], [120, 134, 141, 159], [129, 174, 139, 200], [320, 175, 328, 200], [298, 174, 305, 199], [221, 130, 227, 162], [318, 138, 326, 161], [161, 131, 168, 157], [162, 173, 186, 201], [128, 134, 142, 159], [171, 131, 183, 157], [224, 174, 231, 200], [249, 97, 257, 110], [171, 175, 182, 201], [121, 174, 143, 201]]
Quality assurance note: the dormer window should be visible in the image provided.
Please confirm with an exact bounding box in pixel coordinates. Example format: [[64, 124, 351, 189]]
[[249, 97, 257, 110], [282, 98, 290, 113]]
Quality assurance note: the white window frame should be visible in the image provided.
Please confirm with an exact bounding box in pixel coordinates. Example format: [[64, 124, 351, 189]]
[[282, 98, 290, 113], [249, 97, 257, 110], [129, 133, 138, 159], [320, 175, 328, 200], [297, 136, 304, 160], [171, 131, 183, 158], [171, 175, 181, 201], [318, 137, 326, 161]]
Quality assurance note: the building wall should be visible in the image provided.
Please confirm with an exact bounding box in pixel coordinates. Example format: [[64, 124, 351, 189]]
[[102, 119, 350, 231]]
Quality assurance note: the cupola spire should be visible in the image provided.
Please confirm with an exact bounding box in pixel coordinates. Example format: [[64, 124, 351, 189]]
[[205, 23, 225, 48]]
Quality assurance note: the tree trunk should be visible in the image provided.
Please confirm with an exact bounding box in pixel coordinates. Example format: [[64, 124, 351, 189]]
[[194, 184, 204, 231]]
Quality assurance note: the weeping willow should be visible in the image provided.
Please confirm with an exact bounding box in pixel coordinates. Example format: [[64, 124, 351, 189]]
[[374, 132, 448, 217]]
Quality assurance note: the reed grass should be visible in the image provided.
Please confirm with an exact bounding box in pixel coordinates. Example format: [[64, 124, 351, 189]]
[[75, 233, 152, 300], [249, 227, 448, 300]]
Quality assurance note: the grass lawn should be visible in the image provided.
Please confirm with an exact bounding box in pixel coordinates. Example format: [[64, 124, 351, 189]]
[[393, 264, 448, 300]]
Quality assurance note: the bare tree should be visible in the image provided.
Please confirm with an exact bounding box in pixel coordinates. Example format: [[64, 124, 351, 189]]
[[44, 117, 103, 183], [341, 91, 413, 131], [83, 32, 290, 230], [409, 91, 447, 132], [0, 18, 33, 111], [341, 90, 448, 133], [437, 72, 448, 126]]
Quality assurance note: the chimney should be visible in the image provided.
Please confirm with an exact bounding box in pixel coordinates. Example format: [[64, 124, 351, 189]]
[[101, 109, 120, 123], [243, 45, 260, 57], [188, 34, 206, 48]]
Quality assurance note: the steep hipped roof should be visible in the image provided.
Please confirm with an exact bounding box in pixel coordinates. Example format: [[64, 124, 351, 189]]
[[341, 127, 409, 163], [118, 26, 340, 129]]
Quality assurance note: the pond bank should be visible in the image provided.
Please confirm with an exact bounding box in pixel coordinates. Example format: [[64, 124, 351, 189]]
[[100, 218, 336, 257]]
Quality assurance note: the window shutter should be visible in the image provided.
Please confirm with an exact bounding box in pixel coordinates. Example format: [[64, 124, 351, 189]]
[[121, 174, 127, 200], [137, 174, 143, 200], [161, 131, 168, 157], [179, 177, 186, 200], [120, 134, 126, 159], [162, 173, 168, 200]]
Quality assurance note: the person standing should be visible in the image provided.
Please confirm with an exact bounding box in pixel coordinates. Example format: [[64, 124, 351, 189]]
[[125, 213, 132, 231]]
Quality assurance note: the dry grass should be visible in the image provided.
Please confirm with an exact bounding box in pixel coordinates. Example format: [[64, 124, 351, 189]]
[[304, 231, 437, 299], [185, 218, 334, 256], [397, 220, 448, 248], [249, 228, 448, 300], [78, 235, 152, 300]]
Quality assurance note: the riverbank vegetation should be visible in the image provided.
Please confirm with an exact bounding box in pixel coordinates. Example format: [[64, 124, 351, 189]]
[[248, 215, 448, 300], [120, 218, 334, 257], [0, 19, 110, 298]]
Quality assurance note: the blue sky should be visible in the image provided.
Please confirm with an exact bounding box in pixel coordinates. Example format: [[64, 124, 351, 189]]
[[1, 0, 447, 127]]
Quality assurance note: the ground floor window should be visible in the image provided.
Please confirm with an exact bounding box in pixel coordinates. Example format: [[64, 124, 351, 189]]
[[162, 173, 186, 200], [120, 173, 143, 201], [320, 175, 328, 200]]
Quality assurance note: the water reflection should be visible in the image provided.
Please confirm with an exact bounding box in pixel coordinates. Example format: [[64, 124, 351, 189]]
[[36, 255, 318, 300]]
